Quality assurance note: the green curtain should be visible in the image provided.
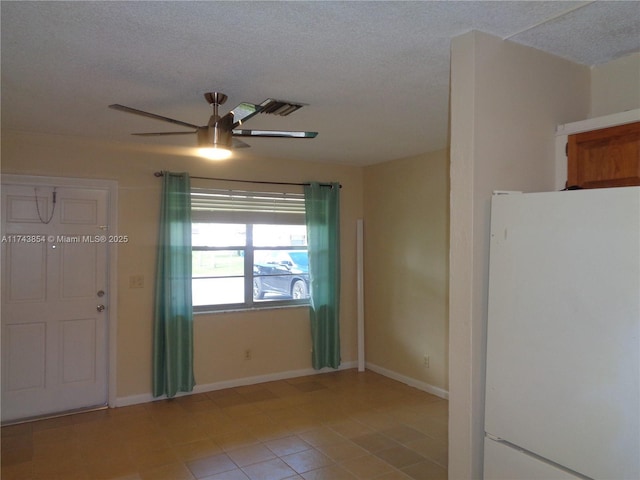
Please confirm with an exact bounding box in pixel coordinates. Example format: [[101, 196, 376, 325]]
[[304, 182, 341, 369], [153, 171, 195, 397]]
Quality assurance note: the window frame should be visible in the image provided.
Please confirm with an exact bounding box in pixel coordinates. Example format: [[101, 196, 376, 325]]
[[191, 187, 310, 313]]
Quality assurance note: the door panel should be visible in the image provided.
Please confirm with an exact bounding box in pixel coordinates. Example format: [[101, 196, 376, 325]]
[[61, 318, 97, 384], [5, 194, 49, 223], [5, 323, 46, 391], [60, 197, 99, 224], [61, 242, 98, 298], [1, 183, 110, 422], [6, 241, 47, 302]]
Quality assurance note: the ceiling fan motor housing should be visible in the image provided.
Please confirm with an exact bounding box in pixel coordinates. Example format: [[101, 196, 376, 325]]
[[197, 124, 232, 149]]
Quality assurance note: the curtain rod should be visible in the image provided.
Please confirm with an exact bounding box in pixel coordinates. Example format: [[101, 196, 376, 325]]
[[154, 171, 341, 188]]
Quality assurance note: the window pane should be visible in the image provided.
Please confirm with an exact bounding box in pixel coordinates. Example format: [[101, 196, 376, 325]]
[[253, 224, 307, 247], [193, 223, 246, 247], [193, 277, 244, 306], [253, 249, 310, 301], [193, 249, 244, 306], [191, 218, 310, 311], [193, 250, 244, 277]]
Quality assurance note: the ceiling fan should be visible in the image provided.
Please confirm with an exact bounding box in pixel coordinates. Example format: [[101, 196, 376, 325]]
[[108, 92, 318, 159]]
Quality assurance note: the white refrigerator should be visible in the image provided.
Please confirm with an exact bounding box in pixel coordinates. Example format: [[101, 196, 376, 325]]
[[484, 187, 640, 480]]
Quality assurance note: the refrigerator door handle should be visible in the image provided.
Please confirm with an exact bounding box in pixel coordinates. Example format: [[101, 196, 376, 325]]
[[485, 434, 595, 480]]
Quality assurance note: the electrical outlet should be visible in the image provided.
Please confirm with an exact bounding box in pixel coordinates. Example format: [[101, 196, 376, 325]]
[[244, 349, 252, 360], [423, 354, 430, 368], [129, 275, 144, 288]]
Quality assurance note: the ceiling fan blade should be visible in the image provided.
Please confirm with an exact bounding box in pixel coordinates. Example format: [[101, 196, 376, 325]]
[[109, 104, 200, 129], [216, 111, 234, 129], [232, 138, 251, 148], [132, 131, 197, 136], [230, 102, 263, 128], [232, 129, 318, 138]]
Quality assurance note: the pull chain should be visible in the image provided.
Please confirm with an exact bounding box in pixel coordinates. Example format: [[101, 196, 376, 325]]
[[35, 187, 57, 224]]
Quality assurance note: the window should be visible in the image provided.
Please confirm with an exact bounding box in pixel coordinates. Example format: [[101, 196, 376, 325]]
[[191, 188, 310, 312]]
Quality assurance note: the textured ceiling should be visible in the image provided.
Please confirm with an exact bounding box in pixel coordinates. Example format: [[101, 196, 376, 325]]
[[2, 1, 639, 166]]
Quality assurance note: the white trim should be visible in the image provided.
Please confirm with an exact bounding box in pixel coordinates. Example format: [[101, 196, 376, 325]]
[[365, 362, 449, 400], [356, 219, 365, 372], [115, 361, 358, 407], [1, 174, 119, 410], [555, 108, 639, 136]]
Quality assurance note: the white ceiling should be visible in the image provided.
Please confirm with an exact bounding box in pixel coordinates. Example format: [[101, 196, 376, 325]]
[[2, 1, 639, 166]]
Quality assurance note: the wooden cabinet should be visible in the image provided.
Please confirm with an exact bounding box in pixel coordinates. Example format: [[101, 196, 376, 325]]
[[567, 121, 640, 189], [556, 110, 640, 190]]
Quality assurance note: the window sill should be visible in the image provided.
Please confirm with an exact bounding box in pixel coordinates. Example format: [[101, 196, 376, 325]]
[[194, 303, 310, 315]]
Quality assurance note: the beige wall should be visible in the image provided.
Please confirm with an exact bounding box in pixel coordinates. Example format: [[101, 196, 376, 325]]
[[591, 52, 640, 117], [1, 128, 453, 405], [448, 31, 590, 479], [1, 131, 363, 401], [363, 150, 449, 395]]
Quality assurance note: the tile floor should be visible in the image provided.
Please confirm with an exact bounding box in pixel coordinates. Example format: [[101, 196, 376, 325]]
[[1, 370, 448, 480]]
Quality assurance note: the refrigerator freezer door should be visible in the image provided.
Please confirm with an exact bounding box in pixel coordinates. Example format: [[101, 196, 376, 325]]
[[485, 187, 640, 479], [484, 437, 583, 480]]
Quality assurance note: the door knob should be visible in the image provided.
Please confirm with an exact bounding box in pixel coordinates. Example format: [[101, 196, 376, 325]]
[[97, 304, 105, 312]]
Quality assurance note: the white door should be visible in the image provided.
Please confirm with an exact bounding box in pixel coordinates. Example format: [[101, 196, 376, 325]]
[[1, 182, 110, 422]]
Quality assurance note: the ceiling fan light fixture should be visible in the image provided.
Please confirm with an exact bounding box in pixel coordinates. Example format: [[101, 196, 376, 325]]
[[197, 146, 232, 161], [196, 126, 232, 160]]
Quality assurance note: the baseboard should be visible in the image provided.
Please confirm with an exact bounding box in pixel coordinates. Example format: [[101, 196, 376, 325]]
[[114, 360, 358, 408], [365, 362, 449, 400]]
